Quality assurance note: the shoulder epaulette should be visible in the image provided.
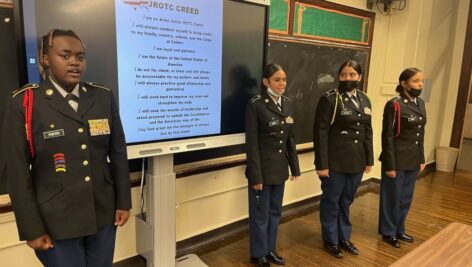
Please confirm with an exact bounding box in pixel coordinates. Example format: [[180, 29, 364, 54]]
[[12, 83, 39, 98], [250, 95, 261, 103], [357, 90, 372, 103], [85, 82, 110, 91], [389, 95, 401, 102], [324, 89, 338, 96]]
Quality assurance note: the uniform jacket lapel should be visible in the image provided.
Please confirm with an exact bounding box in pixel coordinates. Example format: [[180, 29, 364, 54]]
[[402, 95, 422, 115], [43, 81, 83, 124], [77, 83, 95, 118], [341, 92, 361, 113], [263, 90, 284, 116]]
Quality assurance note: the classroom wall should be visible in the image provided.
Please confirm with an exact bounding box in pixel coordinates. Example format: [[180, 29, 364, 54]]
[[0, 0, 469, 265]]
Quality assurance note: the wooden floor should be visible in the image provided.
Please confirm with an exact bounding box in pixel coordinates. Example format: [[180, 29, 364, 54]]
[[123, 170, 472, 267]]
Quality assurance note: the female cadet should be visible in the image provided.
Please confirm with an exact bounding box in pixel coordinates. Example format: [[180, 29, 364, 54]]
[[378, 68, 426, 248], [3, 29, 131, 266], [245, 64, 301, 267], [313, 60, 373, 258]]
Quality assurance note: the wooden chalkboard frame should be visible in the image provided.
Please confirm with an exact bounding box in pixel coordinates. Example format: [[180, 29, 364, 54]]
[[269, 0, 375, 47], [293, 2, 372, 45]]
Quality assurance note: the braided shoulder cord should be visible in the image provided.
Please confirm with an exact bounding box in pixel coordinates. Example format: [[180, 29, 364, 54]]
[[22, 89, 35, 158]]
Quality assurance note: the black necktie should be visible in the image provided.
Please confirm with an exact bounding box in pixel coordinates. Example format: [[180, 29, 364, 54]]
[[276, 102, 282, 111], [65, 93, 79, 111], [351, 95, 360, 109]]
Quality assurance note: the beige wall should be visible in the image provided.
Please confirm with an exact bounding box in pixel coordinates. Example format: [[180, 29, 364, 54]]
[[0, 0, 469, 265]]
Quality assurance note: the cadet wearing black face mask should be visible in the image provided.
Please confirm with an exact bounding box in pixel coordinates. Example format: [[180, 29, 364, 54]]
[[378, 67, 426, 249], [313, 60, 374, 258]]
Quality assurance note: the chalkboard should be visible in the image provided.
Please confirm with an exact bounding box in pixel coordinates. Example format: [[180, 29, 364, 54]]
[[293, 2, 372, 45], [269, 0, 290, 34], [267, 38, 370, 144]]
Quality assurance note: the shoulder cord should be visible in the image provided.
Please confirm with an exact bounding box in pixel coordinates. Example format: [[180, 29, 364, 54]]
[[330, 92, 345, 125], [393, 100, 401, 138], [22, 89, 35, 158]]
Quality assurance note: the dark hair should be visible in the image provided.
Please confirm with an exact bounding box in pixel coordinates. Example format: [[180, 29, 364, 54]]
[[39, 29, 85, 80], [395, 67, 422, 93], [261, 63, 284, 89], [337, 60, 363, 76]]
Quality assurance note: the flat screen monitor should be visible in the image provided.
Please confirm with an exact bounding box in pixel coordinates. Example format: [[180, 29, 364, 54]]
[[15, 0, 268, 158]]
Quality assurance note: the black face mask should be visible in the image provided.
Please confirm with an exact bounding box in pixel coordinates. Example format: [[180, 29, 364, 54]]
[[338, 80, 359, 93], [408, 88, 423, 97]]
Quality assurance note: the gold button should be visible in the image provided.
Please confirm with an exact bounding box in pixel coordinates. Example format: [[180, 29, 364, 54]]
[[50, 124, 55, 129], [358, 114, 361, 117], [281, 121, 285, 124], [83, 160, 89, 166], [84, 176, 90, 182], [81, 144, 87, 150], [78, 128, 84, 133], [278, 149, 283, 153], [418, 125, 422, 128], [415, 141, 419, 145], [419, 117, 423, 120], [280, 140, 283, 144], [355, 140, 358, 143], [417, 133, 420, 136], [280, 130, 284, 134], [356, 131, 359, 134], [357, 122, 360, 125]]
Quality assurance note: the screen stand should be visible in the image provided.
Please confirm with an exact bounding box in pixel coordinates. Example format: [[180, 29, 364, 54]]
[[135, 154, 208, 267]]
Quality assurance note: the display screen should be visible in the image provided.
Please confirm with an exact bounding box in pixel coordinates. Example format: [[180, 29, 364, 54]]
[[19, 0, 266, 148]]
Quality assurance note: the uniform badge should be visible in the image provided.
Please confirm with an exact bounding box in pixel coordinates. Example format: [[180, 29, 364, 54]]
[[341, 110, 352, 116], [285, 116, 294, 124], [46, 89, 54, 96], [54, 153, 66, 173], [364, 107, 372, 115], [43, 129, 65, 139], [88, 119, 111, 136]]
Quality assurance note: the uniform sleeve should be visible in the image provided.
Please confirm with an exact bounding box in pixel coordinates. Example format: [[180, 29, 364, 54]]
[[364, 99, 374, 166], [381, 101, 396, 170], [287, 104, 300, 176], [313, 95, 332, 170], [5, 96, 48, 241], [245, 102, 263, 185], [108, 91, 132, 210]]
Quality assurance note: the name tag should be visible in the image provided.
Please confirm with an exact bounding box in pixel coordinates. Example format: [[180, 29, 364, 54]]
[[286, 116, 294, 124], [408, 117, 418, 122], [341, 110, 352, 116], [364, 107, 372, 115], [88, 119, 111, 136], [43, 129, 65, 139], [269, 120, 280, 127]]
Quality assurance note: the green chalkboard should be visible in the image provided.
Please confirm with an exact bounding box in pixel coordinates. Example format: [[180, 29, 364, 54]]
[[269, 0, 290, 34], [293, 2, 371, 44]]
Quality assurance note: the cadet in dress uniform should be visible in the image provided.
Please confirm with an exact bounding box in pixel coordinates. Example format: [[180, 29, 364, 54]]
[[3, 29, 131, 267], [378, 68, 426, 248], [313, 60, 373, 258], [245, 64, 301, 267]]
